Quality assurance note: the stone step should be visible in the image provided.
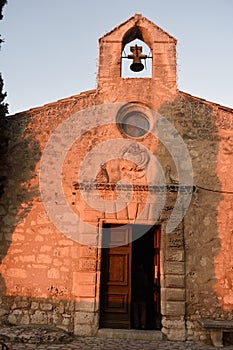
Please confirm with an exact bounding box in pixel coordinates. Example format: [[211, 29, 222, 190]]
[[97, 328, 164, 341]]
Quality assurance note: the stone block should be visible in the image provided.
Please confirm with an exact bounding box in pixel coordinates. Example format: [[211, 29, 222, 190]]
[[11, 234, 24, 242], [47, 268, 60, 279], [165, 301, 185, 316], [75, 300, 96, 312], [116, 203, 128, 220], [53, 258, 63, 267], [127, 202, 138, 220], [40, 303, 53, 311], [73, 272, 96, 285], [137, 203, 150, 221], [166, 328, 186, 341], [74, 323, 95, 336], [164, 261, 185, 275], [79, 233, 98, 247], [75, 284, 96, 298], [165, 275, 185, 288], [70, 246, 80, 259], [38, 225, 54, 235], [21, 314, 30, 325], [37, 254, 52, 264], [60, 313, 72, 327], [58, 239, 74, 246], [30, 310, 48, 324], [160, 300, 166, 315], [15, 301, 30, 308], [83, 208, 104, 222], [149, 202, 163, 222], [0, 308, 9, 316], [40, 245, 52, 253], [168, 236, 184, 249], [35, 235, 44, 242], [166, 288, 186, 301], [8, 314, 17, 324], [19, 255, 36, 263], [7, 268, 27, 279], [61, 266, 69, 272], [79, 258, 96, 272], [54, 247, 70, 258], [31, 302, 39, 310], [74, 311, 95, 325], [166, 250, 184, 262]]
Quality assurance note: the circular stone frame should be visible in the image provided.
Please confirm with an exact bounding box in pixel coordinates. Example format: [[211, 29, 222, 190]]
[[116, 103, 152, 139]]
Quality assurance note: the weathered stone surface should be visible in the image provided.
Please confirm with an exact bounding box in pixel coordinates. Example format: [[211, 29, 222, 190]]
[[164, 302, 186, 316], [0, 325, 74, 343], [74, 323, 97, 336], [165, 275, 185, 288], [40, 303, 53, 311], [30, 310, 48, 325], [166, 288, 186, 301], [164, 262, 185, 275], [74, 311, 95, 324]]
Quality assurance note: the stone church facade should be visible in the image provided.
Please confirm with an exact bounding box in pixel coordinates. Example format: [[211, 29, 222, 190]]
[[0, 14, 233, 344]]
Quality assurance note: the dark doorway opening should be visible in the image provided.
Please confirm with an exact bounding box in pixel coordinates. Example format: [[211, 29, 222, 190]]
[[131, 225, 161, 330], [100, 224, 161, 330]]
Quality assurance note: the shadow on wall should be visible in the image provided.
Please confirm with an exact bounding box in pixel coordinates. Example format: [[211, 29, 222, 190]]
[[158, 93, 233, 320], [0, 112, 40, 297]]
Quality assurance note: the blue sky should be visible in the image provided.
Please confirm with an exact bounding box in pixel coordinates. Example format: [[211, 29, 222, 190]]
[[1, 0, 233, 114]]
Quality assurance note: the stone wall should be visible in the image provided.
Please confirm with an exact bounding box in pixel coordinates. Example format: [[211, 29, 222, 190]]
[[158, 93, 233, 341], [0, 91, 101, 335]]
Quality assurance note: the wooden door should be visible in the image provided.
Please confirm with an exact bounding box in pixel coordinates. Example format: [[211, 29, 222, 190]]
[[100, 224, 132, 329]]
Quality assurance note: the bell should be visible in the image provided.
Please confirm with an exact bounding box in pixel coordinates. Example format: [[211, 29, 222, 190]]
[[127, 44, 147, 73], [130, 57, 144, 72]]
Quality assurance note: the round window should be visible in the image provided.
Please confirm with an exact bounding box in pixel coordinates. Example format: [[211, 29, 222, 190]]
[[121, 111, 150, 138]]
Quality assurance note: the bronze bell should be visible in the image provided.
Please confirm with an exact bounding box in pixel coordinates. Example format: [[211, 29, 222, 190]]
[[128, 44, 147, 72], [130, 57, 144, 72]]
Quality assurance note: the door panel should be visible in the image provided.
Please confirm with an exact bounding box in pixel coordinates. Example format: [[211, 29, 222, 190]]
[[108, 254, 128, 285], [100, 225, 132, 329]]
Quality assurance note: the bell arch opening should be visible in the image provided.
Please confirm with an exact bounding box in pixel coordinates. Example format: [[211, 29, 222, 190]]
[[121, 38, 152, 78], [121, 25, 153, 79]]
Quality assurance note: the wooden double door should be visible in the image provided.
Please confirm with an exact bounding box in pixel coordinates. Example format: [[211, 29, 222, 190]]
[[100, 224, 161, 330]]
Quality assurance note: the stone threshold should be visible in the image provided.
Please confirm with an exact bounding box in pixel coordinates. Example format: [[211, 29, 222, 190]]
[[97, 328, 164, 341]]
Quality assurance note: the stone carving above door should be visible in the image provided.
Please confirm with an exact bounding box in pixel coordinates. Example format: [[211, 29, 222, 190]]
[[95, 143, 150, 184], [121, 142, 150, 171]]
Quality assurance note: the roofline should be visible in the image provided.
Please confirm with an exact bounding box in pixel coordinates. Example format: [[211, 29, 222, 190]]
[[99, 13, 177, 43], [8, 88, 232, 117], [179, 90, 233, 113], [8, 89, 97, 116]]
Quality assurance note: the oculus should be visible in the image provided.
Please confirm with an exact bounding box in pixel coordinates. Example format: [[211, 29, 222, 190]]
[[117, 103, 151, 138], [121, 111, 150, 137]]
